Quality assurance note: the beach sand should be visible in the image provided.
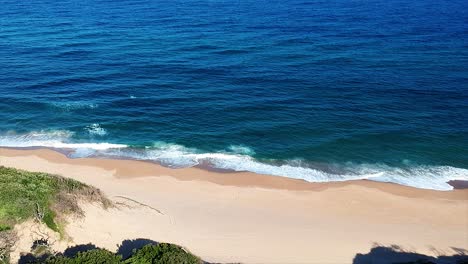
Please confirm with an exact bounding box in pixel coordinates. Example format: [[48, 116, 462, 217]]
[[1, 148, 467, 263]]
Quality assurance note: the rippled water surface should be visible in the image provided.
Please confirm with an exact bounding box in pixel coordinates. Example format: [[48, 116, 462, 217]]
[[1, 0, 467, 189]]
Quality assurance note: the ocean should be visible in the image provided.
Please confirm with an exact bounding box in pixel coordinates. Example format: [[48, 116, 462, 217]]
[[1, 0, 467, 190]]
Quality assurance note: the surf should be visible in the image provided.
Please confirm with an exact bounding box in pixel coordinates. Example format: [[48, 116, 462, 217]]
[[0, 131, 466, 191]]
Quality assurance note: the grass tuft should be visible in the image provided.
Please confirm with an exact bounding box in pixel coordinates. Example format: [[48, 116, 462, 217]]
[[0, 166, 110, 263], [0, 166, 109, 233]]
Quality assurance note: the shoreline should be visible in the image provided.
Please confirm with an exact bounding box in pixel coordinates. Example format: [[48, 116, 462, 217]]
[[1, 147, 467, 263], [1, 147, 467, 198], [0, 146, 468, 195]]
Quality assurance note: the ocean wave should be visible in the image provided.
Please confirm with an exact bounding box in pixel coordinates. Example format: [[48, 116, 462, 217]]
[[103, 142, 468, 191], [0, 135, 466, 190], [50, 102, 98, 111], [227, 145, 255, 155], [85, 123, 107, 136], [0, 130, 126, 150]]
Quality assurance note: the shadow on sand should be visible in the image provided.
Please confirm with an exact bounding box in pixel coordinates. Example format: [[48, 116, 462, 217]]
[[116, 238, 158, 259], [18, 240, 468, 264], [353, 245, 468, 264]]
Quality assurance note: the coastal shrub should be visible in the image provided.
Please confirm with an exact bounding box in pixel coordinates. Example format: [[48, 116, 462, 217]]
[[124, 243, 201, 264], [26, 244, 201, 264], [45, 249, 122, 264], [0, 167, 203, 264], [0, 166, 109, 233]]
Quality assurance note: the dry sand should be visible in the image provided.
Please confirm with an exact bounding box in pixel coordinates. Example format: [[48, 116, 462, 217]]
[[1, 148, 467, 263]]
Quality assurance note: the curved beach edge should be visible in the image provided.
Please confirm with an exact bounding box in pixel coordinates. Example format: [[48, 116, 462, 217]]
[[1, 147, 467, 263]]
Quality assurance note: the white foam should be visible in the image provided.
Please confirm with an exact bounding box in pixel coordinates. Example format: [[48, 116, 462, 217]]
[[85, 123, 107, 136], [227, 145, 255, 155], [365, 165, 468, 191], [0, 137, 466, 190], [51, 102, 98, 111], [0, 130, 126, 150], [114, 142, 468, 191]]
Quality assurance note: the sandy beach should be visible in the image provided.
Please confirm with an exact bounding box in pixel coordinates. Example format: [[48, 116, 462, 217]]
[[1, 147, 467, 263]]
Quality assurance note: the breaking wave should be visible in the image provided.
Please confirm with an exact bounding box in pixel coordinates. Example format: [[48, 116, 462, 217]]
[[0, 130, 125, 150], [85, 123, 107, 136], [0, 131, 466, 191]]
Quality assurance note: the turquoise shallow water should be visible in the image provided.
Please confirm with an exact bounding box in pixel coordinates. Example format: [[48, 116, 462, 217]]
[[1, 0, 467, 190]]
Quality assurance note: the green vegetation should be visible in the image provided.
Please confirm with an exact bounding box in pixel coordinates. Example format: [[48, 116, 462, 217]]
[[0, 166, 109, 232], [0, 166, 109, 264], [29, 244, 201, 264], [0, 167, 202, 264], [124, 243, 201, 264], [44, 249, 123, 264]]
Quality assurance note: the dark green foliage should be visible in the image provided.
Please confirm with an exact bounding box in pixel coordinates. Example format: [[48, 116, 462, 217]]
[[124, 244, 201, 264], [45, 249, 122, 264], [0, 225, 10, 232], [28, 244, 201, 264]]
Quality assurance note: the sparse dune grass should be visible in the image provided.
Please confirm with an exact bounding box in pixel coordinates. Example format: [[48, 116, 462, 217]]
[[0, 166, 109, 232], [0, 166, 110, 263]]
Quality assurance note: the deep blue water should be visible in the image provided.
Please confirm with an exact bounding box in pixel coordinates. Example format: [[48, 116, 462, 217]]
[[1, 0, 467, 190]]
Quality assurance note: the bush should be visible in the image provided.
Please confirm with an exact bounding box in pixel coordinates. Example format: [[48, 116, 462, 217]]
[[26, 243, 202, 264], [45, 249, 122, 264], [124, 244, 201, 264], [0, 167, 202, 264]]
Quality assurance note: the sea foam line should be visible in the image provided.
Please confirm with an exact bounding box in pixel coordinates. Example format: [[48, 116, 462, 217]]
[[0, 133, 467, 191], [103, 142, 468, 191], [0, 130, 126, 150]]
